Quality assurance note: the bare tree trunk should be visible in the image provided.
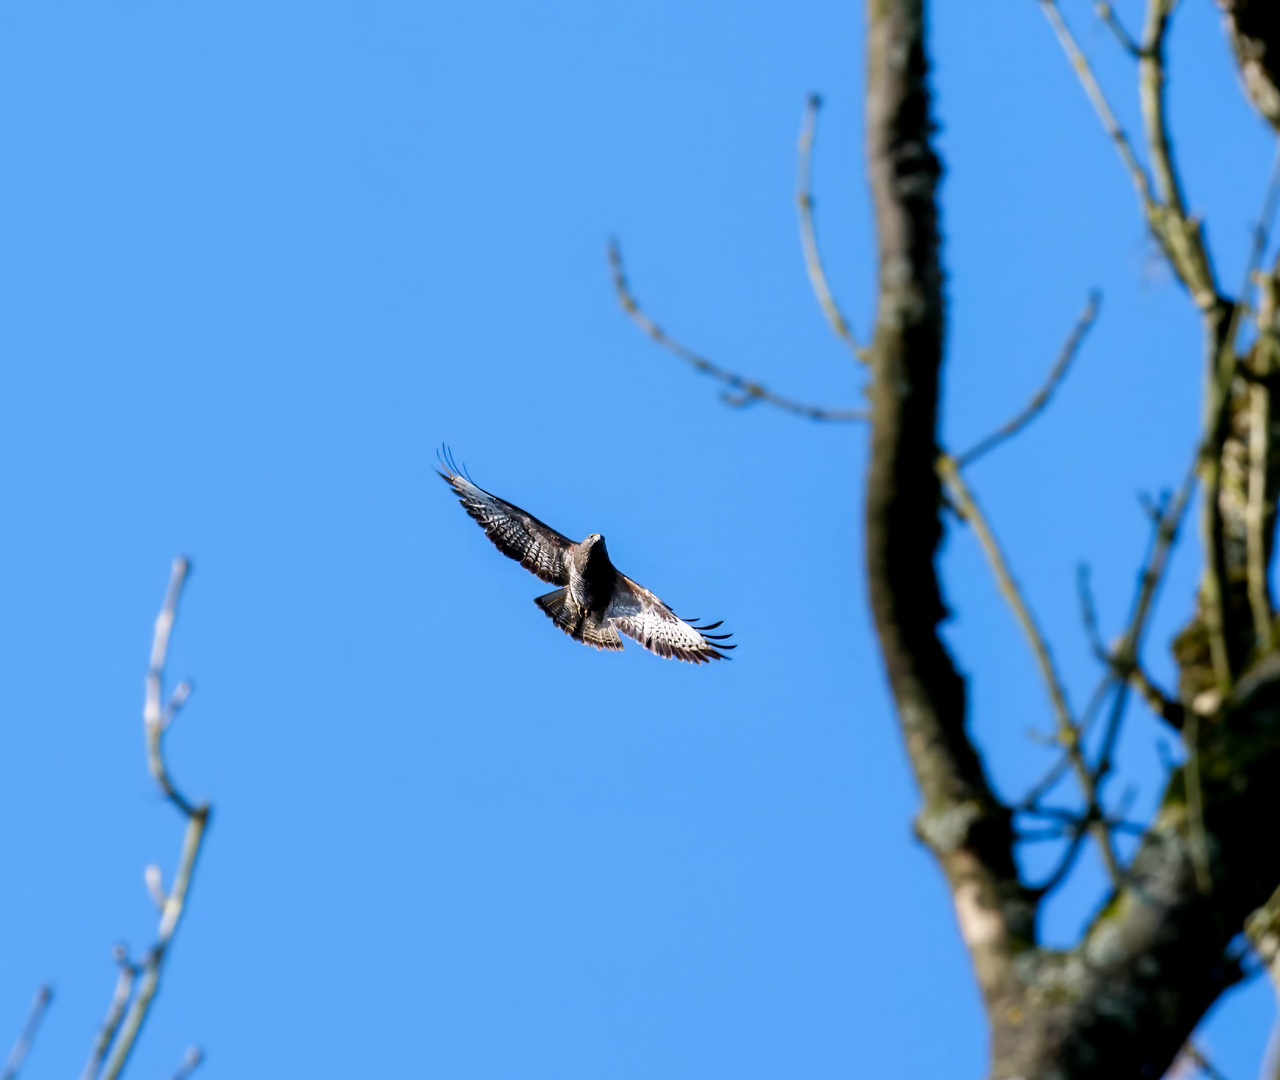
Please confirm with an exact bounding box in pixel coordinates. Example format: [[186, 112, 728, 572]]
[[612, 0, 1280, 1072]]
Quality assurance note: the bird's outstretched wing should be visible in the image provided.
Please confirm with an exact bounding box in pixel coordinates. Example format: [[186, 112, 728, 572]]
[[439, 449, 573, 586], [606, 574, 735, 664]]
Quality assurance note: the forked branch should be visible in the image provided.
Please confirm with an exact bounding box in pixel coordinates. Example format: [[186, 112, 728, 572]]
[[608, 240, 867, 422], [1092, 2, 1142, 58], [91, 558, 210, 1080], [939, 457, 1121, 885], [1038, 1, 1157, 217]]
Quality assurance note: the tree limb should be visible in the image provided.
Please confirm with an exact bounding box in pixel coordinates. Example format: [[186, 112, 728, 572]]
[[955, 291, 1100, 468], [1039, 1, 1159, 219], [166, 1046, 204, 1080], [1250, 266, 1280, 651], [863, 0, 1031, 1019], [796, 94, 867, 362], [94, 558, 210, 1080], [1093, 2, 1143, 58], [940, 457, 1121, 885], [0, 986, 51, 1080], [79, 949, 134, 1080], [608, 239, 867, 422]]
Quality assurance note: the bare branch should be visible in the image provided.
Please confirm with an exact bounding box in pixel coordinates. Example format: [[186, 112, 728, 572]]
[[1019, 675, 1114, 810], [97, 817, 208, 1080], [941, 457, 1075, 739], [145, 558, 197, 817], [145, 864, 167, 910], [1092, 466, 1197, 797], [1031, 815, 1094, 897], [1039, 1, 1158, 215], [1215, 152, 1280, 658], [1119, 462, 1198, 664], [167, 1047, 204, 1080], [796, 94, 867, 362], [1125, 662, 1185, 729], [1092, 1, 1142, 58], [1180, 1042, 1232, 1080], [96, 559, 211, 1080], [607, 240, 867, 422], [1249, 266, 1280, 651], [940, 456, 1121, 885], [956, 291, 1100, 467], [1, 986, 51, 1080], [1139, 0, 1220, 310], [80, 950, 134, 1080], [1079, 563, 1184, 727], [1077, 563, 1109, 660]]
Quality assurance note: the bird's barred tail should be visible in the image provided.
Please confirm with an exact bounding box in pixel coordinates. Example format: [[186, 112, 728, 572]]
[[534, 589, 622, 651], [534, 587, 572, 630]]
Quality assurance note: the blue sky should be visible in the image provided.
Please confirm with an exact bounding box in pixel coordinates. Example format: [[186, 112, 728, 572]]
[[0, 1, 1275, 1076]]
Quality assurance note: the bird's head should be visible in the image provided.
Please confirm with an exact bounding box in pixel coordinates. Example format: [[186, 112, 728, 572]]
[[586, 532, 605, 547]]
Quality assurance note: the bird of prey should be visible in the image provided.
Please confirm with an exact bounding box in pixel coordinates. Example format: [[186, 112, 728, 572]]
[[438, 450, 734, 663]]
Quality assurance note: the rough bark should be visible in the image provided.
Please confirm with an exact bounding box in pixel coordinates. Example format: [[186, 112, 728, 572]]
[[864, 1, 1280, 1077], [863, 0, 1032, 1020]]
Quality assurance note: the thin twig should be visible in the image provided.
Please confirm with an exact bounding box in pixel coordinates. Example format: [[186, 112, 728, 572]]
[[1031, 814, 1094, 896], [1020, 675, 1113, 810], [607, 239, 868, 422], [96, 558, 210, 1080], [1120, 465, 1198, 664], [1139, 0, 1219, 310], [1134, 0, 1239, 691], [956, 292, 1101, 467], [145, 559, 196, 816], [1094, 465, 1197, 790], [1039, 0, 1157, 215], [796, 94, 866, 362], [1092, 1, 1142, 58], [1079, 563, 1183, 726], [1018, 458, 1194, 884], [939, 456, 1121, 884], [1125, 663, 1184, 729], [80, 948, 134, 1080], [940, 458, 1075, 738], [1, 986, 52, 1080], [1222, 141, 1280, 357], [1022, 802, 1147, 834], [1077, 563, 1107, 659], [167, 1046, 204, 1080], [1076, 563, 1117, 668]]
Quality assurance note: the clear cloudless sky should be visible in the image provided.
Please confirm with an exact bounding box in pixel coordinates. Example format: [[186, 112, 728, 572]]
[[0, 1, 1275, 1077]]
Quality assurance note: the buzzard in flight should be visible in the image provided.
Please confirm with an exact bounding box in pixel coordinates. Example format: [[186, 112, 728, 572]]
[[438, 450, 734, 663]]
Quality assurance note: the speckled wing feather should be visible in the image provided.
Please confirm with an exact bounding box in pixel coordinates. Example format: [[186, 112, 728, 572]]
[[606, 575, 735, 664], [439, 459, 572, 586]]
